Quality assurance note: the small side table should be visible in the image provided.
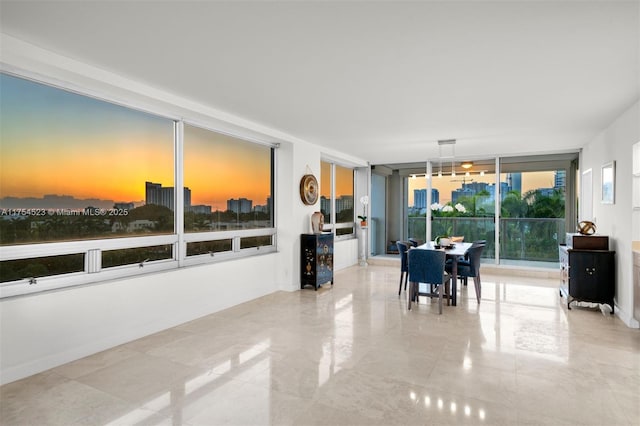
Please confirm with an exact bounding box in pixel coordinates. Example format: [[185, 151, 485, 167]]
[[359, 226, 368, 266]]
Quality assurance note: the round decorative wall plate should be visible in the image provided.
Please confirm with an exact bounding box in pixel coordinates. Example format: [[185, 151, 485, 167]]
[[299, 174, 319, 205]]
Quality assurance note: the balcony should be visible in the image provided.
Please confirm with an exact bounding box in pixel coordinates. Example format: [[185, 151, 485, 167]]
[[407, 216, 564, 267]]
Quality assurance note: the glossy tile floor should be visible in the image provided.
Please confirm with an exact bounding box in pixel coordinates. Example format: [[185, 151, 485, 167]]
[[1, 265, 639, 425]]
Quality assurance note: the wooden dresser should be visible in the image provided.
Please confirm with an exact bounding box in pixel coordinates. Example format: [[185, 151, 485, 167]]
[[559, 233, 615, 313], [301, 233, 334, 290]]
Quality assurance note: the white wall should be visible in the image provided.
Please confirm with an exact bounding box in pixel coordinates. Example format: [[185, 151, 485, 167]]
[[581, 101, 640, 327], [0, 35, 367, 384], [0, 255, 279, 384]]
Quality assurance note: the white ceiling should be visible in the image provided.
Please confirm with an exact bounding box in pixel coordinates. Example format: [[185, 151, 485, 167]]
[[1, 1, 638, 164]]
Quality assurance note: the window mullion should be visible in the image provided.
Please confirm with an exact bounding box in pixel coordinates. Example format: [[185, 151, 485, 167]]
[[175, 121, 185, 266], [87, 249, 101, 273], [331, 163, 337, 234]]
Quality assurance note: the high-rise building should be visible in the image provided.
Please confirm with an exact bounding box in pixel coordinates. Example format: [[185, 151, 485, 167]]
[[266, 197, 272, 215], [555, 170, 566, 192], [145, 181, 191, 211], [449, 181, 489, 204], [414, 189, 426, 209], [335, 195, 354, 213], [413, 189, 439, 209], [451, 187, 475, 204], [487, 182, 511, 201], [506, 173, 522, 194], [227, 198, 253, 213]]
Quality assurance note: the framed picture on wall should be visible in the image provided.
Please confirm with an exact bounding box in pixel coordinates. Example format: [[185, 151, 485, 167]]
[[601, 161, 615, 204]]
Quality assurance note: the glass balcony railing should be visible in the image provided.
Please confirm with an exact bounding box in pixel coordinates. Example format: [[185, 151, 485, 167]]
[[499, 217, 564, 263], [407, 216, 565, 264]]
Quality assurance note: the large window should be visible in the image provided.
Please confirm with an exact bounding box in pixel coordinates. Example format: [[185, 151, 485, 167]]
[[381, 153, 576, 267], [183, 125, 272, 232], [320, 160, 354, 237], [0, 73, 175, 245], [499, 157, 570, 266], [426, 161, 497, 259], [0, 72, 276, 296], [182, 124, 275, 257]]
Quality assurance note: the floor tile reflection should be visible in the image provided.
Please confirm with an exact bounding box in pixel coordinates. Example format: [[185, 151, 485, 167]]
[[1, 266, 638, 425]]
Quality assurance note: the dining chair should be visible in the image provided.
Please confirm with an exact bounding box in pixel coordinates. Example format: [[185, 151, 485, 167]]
[[446, 244, 484, 303], [407, 249, 451, 314], [408, 238, 422, 247], [396, 241, 410, 295], [462, 239, 486, 257], [448, 239, 486, 285]]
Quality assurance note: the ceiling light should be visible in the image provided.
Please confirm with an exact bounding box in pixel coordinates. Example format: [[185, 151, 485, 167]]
[[480, 171, 485, 176], [461, 161, 473, 169]]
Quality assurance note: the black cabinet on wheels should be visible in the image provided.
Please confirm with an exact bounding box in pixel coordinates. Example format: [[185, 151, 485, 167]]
[[301, 233, 334, 290], [559, 233, 615, 313]]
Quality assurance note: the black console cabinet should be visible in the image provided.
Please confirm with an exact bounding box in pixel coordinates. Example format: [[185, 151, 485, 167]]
[[301, 233, 334, 290], [559, 234, 615, 313]]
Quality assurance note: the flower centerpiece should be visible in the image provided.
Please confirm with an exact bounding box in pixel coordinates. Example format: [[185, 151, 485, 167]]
[[432, 202, 467, 246], [358, 195, 369, 226], [435, 225, 453, 247]]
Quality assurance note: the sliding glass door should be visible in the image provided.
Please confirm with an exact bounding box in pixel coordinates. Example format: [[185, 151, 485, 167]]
[[498, 156, 576, 267], [389, 153, 577, 267], [428, 160, 497, 259]]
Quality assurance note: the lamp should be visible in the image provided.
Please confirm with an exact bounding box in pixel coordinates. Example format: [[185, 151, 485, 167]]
[[438, 139, 456, 177]]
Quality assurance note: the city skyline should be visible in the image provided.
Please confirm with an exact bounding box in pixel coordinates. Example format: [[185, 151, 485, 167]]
[[408, 171, 559, 206], [320, 161, 354, 201], [0, 73, 272, 213], [0, 183, 271, 214]]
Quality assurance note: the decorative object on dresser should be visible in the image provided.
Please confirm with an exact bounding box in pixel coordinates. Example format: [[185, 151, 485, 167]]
[[559, 233, 615, 313], [577, 220, 596, 235], [310, 211, 324, 234], [301, 233, 334, 290]]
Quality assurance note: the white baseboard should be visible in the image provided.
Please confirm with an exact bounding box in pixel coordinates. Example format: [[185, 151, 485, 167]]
[[614, 303, 640, 328]]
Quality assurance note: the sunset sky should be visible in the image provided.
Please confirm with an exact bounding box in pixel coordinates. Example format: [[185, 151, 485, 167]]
[[183, 124, 271, 209], [320, 161, 354, 199], [409, 171, 557, 205], [1, 72, 555, 212], [0, 73, 271, 211]]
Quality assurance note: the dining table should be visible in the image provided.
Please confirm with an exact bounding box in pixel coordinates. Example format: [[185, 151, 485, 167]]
[[417, 241, 473, 306]]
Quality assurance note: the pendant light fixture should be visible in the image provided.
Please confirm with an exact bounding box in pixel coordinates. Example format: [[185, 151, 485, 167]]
[[437, 139, 456, 177]]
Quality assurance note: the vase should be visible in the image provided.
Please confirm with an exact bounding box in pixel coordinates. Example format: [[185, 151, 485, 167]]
[[311, 211, 324, 234]]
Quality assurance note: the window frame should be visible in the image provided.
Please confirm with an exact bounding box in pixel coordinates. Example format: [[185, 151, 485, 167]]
[[414, 153, 576, 265], [320, 160, 355, 240], [0, 71, 277, 298]]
